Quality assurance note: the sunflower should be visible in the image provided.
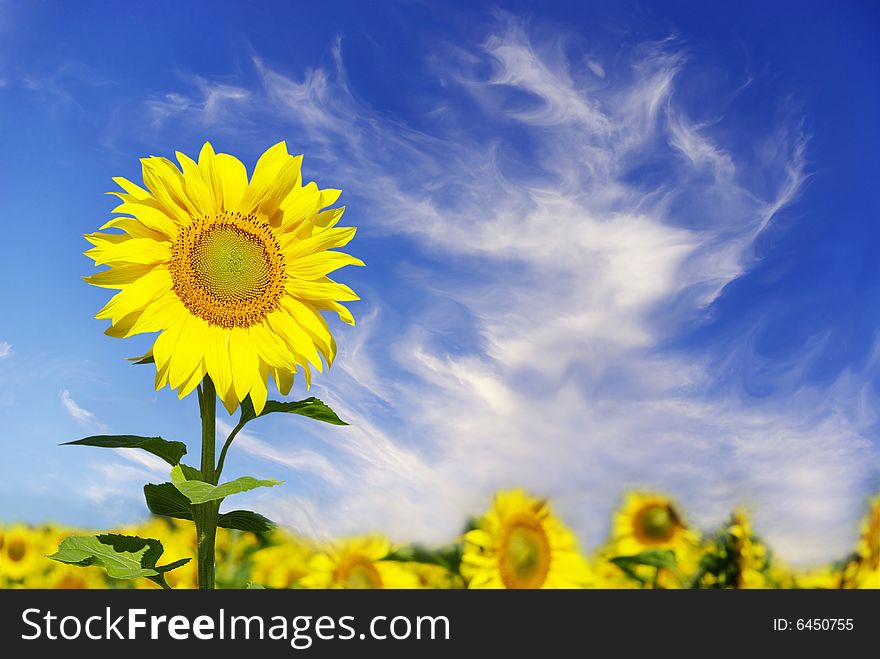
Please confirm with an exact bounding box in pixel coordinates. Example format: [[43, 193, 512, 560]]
[[0, 525, 44, 583], [300, 536, 421, 589], [461, 489, 591, 589], [692, 510, 775, 589], [28, 562, 108, 589], [856, 494, 880, 571], [121, 518, 198, 589], [727, 510, 774, 589], [405, 562, 465, 589], [610, 492, 699, 556], [843, 494, 880, 588], [792, 566, 837, 589], [250, 533, 315, 589], [85, 142, 362, 414]]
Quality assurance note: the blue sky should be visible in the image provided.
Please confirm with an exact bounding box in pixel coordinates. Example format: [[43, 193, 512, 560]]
[[0, 0, 878, 564]]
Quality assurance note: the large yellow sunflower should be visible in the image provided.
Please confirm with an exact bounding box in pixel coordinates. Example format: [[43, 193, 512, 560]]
[[85, 142, 362, 414], [300, 536, 421, 589], [461, 489, 592, 589], [0, 525, 44, 583]]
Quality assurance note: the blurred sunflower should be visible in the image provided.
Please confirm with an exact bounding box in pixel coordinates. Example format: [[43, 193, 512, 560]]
[[728, 511, 773, 588], [0, 525, 44, 583], [250, 536, 315, 589], [461, 489, 591, 589], [29, 562, 107, 589], [792, 565, 838, 589], [124, 518, 198, 589], [405, 562, 465, 589], [300, 536, 420, 589], [85, 142, 362, 414], [844, 494, 880, 588], [598, 493, 700, 588], [692, 510, 775, 589], [857, 495, 880, 569], [611, 492, 699, 556]]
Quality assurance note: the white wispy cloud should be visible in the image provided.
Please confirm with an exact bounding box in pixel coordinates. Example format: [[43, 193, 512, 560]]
[[216, 420, 345, 487], [60, 389, 97, 424], [138, 16, 872, 564], [59, 388, 111, 435], [147, 76, 251, 128], [0, 341, 11, 358]]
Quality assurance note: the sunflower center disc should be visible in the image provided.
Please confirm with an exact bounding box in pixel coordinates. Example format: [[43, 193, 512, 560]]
[[8, 540, 26, 562], [193, 225, 272, 302], [336, 556, 383, 589], [499, 514, 551, 588], [635, 504, 677, 543], [169, 212, 286, 328]]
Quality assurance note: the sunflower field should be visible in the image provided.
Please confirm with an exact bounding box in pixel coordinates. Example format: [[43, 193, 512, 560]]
[[2, 488, 878, 589]]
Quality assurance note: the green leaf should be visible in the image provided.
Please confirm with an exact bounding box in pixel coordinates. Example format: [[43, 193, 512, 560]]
[[385, 544, 463, 573], [240, 396, 348, 426], [217, 510, 276, 533], [144, 483, 193, 521], [170, 464, 282, 505], [178, 463, 203, 481], [610, 549, 678, 571], [615, 562, 650, 586], [128, 354, 155, 365], [48, 534, 190, 588], [63, 435, 187, 466], [246, 583, 266, 589], [145, 483, 275, 534]]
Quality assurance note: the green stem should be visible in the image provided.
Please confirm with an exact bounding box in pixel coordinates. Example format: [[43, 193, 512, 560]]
[[215, 419, 246, 481], [195, 375, 219, 590], [200, 376, 217, 485]]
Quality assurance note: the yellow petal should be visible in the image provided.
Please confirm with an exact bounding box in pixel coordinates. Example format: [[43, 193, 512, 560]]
[[239, 142, 293, 213], [176, 151, 216, 217], [140, 157, 196, 222], [228, 327, 259, 402], [178, 359, 207, 399], [204, 326, 233, 404], [249, 322, 297, 371], [279, 297, 335, 354], [318, 188, 342, 208], [99, 216, 169, 241], [84, 231, 129, 247], [285, 277, 359, 302], [265, 308, 323, 371], [84, 263, 155, 289], [214, 153, 248, 211], [285, 251, 364, 280], [95, 267, 173, 323], [110, 201, 180, 239], [152, 321, 185, 377], [313, 299, 355, 326], [107, 292, 185, 338], [249, 362, 269, 415], [312, 206, 345, 230], [85, 237, 171, 266], [111, 176, 152, 200], [279, 225, 355, 258], [168, 315, 207, 388], [272, 367, 294, 396], [257, 157, 302, 219], [219, 381, 240, 415], [198, 143, 225, 211], [279, 181, 320, 230]]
